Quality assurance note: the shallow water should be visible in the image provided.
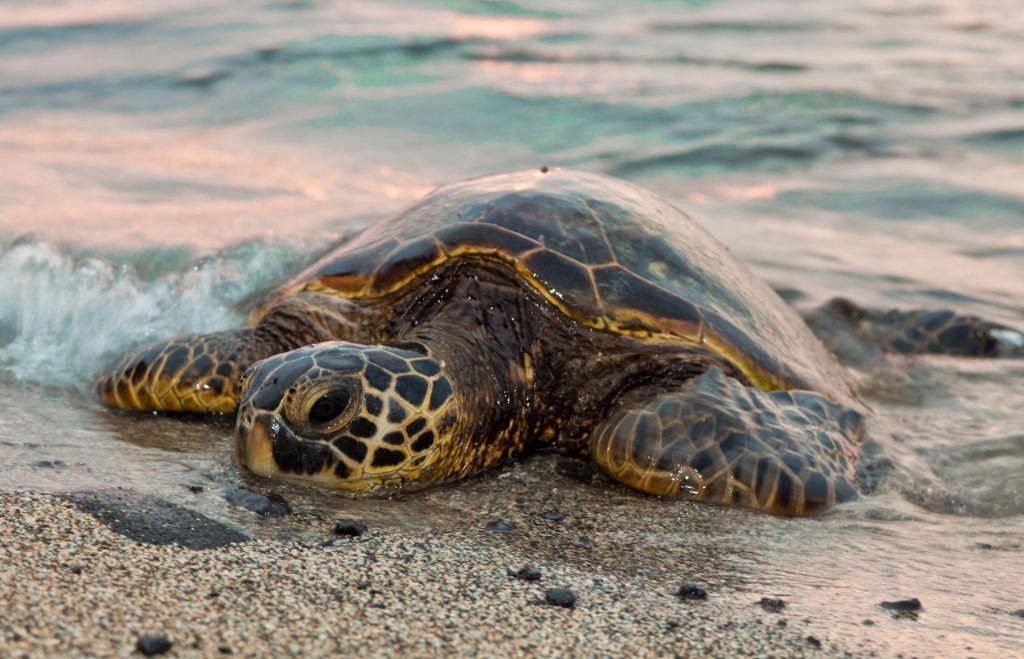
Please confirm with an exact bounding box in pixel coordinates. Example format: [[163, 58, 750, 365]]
[[1, 0, 1023, 654]]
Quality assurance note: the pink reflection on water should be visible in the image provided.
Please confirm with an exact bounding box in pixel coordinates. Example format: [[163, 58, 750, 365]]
[[446, 15, 549, 41], [0, 115, 434, 250]]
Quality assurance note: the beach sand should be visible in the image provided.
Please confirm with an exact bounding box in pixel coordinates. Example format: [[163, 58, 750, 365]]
[[4, 449, 1020, 657], [0, 459, 845, 658]]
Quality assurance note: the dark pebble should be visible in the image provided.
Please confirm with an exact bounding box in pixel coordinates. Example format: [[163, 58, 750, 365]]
[[578, 536, 593, 549], [541, 511, 566, 521], [333, 519, 368, 537], [759, 597, 786, 613], [676, 583, 708, 601], [806, 635, 822, 649], [880, 597, 922, 612], [136, 635, 173, 656], [31, 460, 68, 470], [187, 485, 205, 494], [69, 564, 84, 575], [555, 459, 595, 484], [223, 486, 291, 517], [776, 619, 787, 628], [863, 619, 875, 626], [975, 542, 994, 550], [356, 579, 372, 590], [508, 565, 542, 581], [1011, 609, 1024, 618], [544, 587, 576, 608], [540, 165, 549, 173], [218, 646, 234, 655], [484, 520, 514, 533]]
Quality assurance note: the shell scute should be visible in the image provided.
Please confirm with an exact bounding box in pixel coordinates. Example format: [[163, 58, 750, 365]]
[[434, 222, 537, 256], [277, 169, 850, 396], [518, 248, 599, 312]]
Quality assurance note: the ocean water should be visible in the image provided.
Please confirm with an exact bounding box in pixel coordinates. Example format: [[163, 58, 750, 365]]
[[1, 0, 1022, 654]]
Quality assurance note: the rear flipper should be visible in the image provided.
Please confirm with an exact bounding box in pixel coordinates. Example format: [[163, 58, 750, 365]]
[[588, 367, 863, 515], [805, 297, 1024, 364]]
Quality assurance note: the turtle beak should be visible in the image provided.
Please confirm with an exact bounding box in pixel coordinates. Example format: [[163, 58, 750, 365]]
[[235, 413, 282, 478], [236, 411, 348, 484]]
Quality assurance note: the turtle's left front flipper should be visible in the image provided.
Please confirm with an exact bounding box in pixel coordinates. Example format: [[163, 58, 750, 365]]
[[805, 297, 1024, 363], [588, 367, 864, 516]]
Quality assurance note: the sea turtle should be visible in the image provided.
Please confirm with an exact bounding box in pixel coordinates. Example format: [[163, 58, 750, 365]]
[[95, 169, 1023, 515]]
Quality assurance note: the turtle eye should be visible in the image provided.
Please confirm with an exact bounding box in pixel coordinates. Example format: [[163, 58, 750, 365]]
[[308, 389, 352, 426]]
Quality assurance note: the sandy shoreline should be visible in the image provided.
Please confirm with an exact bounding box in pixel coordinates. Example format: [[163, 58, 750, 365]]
[[0, 486, 835, 657]]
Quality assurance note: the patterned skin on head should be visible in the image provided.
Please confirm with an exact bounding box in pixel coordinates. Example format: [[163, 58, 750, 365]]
[[234, 342, 457, 492]]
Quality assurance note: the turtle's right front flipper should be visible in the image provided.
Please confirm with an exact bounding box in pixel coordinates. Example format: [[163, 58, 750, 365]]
[[95, 329, 274, 413], [805, 297, 1024, 364]]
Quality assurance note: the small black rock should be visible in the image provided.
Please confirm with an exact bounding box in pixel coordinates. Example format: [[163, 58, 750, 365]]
[[1011, 609, 1024, 618], [545, 587, 576, 608], [218, 646, 234, 655], [578, 536, 593, 549], [333, 519, 367, 537], [484, 520, 514, 533], [508, 565, 542, 581], [223, 486, 291, 517], [676, 583, 708, 601], [541, 511, 566, 521], [69, 564, 84, 575], [880, 597, 922, 612], [806, 635, 822, 649], [187, 485, 205, 494], [759, 597, 786, 613], [540, 165, 549, 173], [975, 542, 994, 550], [776, 619, 787, 628], [863, 619, 875, 626], [136, 635, 173, 656], [32, 460, 68, 470]]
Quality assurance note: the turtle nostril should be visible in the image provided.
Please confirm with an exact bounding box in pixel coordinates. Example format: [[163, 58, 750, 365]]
[[309, 389, 352, 425]]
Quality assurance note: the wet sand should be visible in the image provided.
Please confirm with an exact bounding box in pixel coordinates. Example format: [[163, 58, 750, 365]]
[[5, 448, 986, 659], [0, 494, 831, 658]]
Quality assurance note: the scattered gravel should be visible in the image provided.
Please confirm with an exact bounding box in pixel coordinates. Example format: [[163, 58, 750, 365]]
[[0, 490, 833, 657]]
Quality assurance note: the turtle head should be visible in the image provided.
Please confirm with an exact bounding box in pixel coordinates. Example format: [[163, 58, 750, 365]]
[[234, 342, 457, 493]]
